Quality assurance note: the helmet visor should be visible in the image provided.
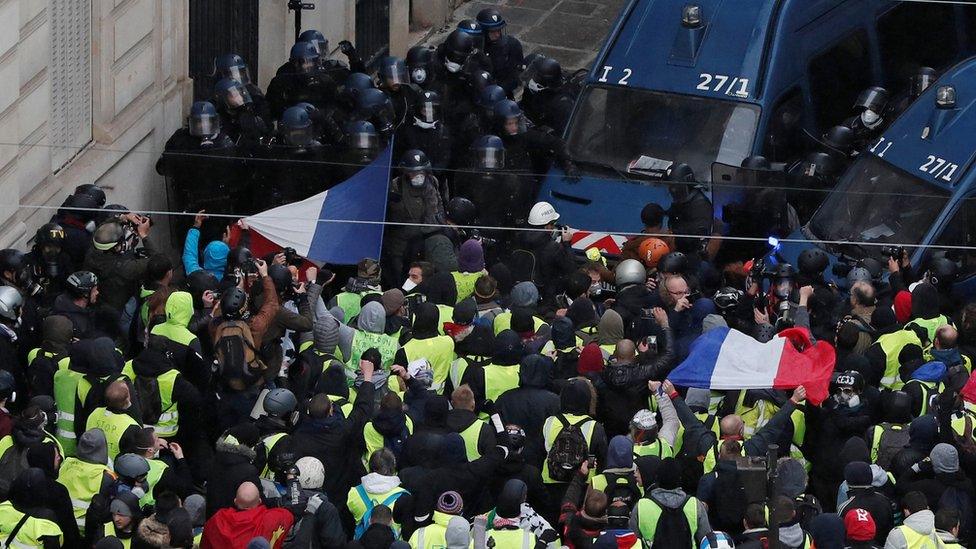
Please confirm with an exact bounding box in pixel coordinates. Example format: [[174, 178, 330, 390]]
[[223, 65, 251, 85], [349, 131, 379, 150], [474, 147, 505, 170], [854, 88, 886, 111], [284, 127, 314, 147], [223, 85, 252, 108], [381, 63, 409, 86], [500, 115, 527, 136], [189, 113, 219, 137], [912, 73, 936, 97]]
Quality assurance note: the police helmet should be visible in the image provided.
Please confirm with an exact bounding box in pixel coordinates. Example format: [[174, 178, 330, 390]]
[[220, 287, 249, 320], [467, 69, 495, 98], [800, 152, 837, 180], [846, 266, 872, 286], [400, 150, 432, 174], [797, 248, 829, 276], [189, 101, 220, 137], [263, 388, 298, 418], [740, 155, 771, 170], [343, 120, 380, 151], [713, 287, 743, 311], [615, 259, 647, 287], [297, 29, 329, 57], [268, 264, 294, 296], [493, 99, 526, 135], [92, 221, 125, 252], [74, 184, 108, 208], [443, 30, 475, 65], [406, 45, 436, 85], [928, 256, 959, 288], [344, 72, 374, 98], [115, 453, 150, 479], [527, 201, 559, 226], [414, 91, 441, 125], [772, 263, 797, 281], [667, 162, 696, 183], [0, 286, 22, 322], [476, 7, 506, 30], [860, 257, 884, 280], [472, 134, 505, 170], [478, 85, 507, 110], [658, 251, 688, 274], [457, 19, 485, 51], [535, 58, 563, 89], [59, 193, 100, 223], [213, 53, 251, 85], [355, 88, 396, 134], [446, 197, 477, 226], [378, 56, 409, 88], [35, 222, 65, 251], [854, 86, 889, 112], [911, 67, 938, 98], [215, 78, 252, 109], [66, 271, 98, 299], [880, 390, 912, 423], [290, 41, 320, 74], [830, 370, 865, 394], [280, 106, 315, 147], [823, 125, 854, 152]]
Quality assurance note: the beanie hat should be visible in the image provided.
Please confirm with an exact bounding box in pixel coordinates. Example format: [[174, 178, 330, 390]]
[[437, 491, 464, 515], [656, 458, 682, 490], [776, 458, 808, 499], [445, 516, 471, 549], [577, 343, 605, 374], [183, 493, 206, 527], [511, 308, 534, 334], [381, 289, 406, 316], [684, 388, 711, 411], [510, 282, 539, 308], [894, 291, 912, 324], [296, 456, 325, 489], [457, 240, 485, 273], [930, 443, 960, 474], [109, 491, 142, 519], [453, 298, 477, 325], [844, 461, 873, 487], [77, 428, 110, 466], [844, 508, 877, 542]]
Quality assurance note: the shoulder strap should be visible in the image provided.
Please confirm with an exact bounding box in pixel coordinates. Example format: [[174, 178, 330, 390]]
[[356, 485, 374, 514], [381, 489, 409, 507], [556, 414, 571, 429], [5, 513, 30, 547]]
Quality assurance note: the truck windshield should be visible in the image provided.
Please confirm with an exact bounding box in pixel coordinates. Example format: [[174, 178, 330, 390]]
[[807, 155, 950, 257], [566, 85, 760, 181]]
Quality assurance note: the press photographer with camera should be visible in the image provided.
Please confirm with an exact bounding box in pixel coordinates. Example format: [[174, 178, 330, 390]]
[[83, 212, 157, 327]]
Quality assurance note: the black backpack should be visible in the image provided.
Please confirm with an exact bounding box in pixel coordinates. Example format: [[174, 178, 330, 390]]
[[0, 445, 29, 500], [874, 423, 910, 469], [547, 415, 590, 482], [134, 375, 162, 426], [649, 494, 694, 548], [711, 461, 747, 533], [602, 472, 642, 509]]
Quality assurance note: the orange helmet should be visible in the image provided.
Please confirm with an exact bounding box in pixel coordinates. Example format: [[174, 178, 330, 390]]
[[638, 238, 670, 269]]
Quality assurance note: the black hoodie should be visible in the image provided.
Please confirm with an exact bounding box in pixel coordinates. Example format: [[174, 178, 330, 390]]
[[129, 345, 201, 434], [26, 443, 80, 547], [70, 337, 142, 438], [497, 355, 560, 467], [8, 468, 61, 549]]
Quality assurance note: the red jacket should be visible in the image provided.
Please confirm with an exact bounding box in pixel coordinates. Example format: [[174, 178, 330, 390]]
[[201, 504, 294, 549]]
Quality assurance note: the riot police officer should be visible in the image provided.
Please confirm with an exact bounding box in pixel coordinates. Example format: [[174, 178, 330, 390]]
[[844, 86, 890, 150], [214, 78, 272, 146], [355, 88, 397, 138], [384, 150, 447, 283], [275, 31, 366, 79], [433, 30, 480, 127], [24, 223, 72, 307], [395, 91, 453, 175], [265, 106, 330, 206], [519, 56, 575, 134], [892, 66, 937, 116], [493, 100, 578, 179], [213, 53, 269, 112], [665, 163, 714, 256], [331, 120, 384, 182], [454, 135, 521, 231], [377, 56, 424, 130], [406, 45, 438, 90], [157, 101, 241, 218], [266, 42, 339, 118], [476, 8, 525, 96]]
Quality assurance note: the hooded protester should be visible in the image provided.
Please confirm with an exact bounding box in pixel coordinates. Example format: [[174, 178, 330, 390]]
[[182, 220, 230, 281], [26, 315, 73, 398], [486, 479, 540, 548], [395, 302, 455, 392], [463, 329, 524, 405], [205, 424, 263, 518], [630, 457, 712, 546], [0, 405, 60, 500], [807, 513, 845, 549], [884, 491, 940, 549], [889, 414, 940, 479], [587, 436, 642, 508], [146, 291, 209, 391], [347, 301, 398, 380], [837, 461, 894, 544], [25, 442, 79, 547], [57, 429, 113, 539], [0, 468, 63, 548], [596, 310, 625, 357], [897, 443, 974, 534], [497, 354, 561, 466]]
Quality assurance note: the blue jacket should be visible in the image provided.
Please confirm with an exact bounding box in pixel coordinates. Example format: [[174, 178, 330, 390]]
[[182, 227, 228, 281]]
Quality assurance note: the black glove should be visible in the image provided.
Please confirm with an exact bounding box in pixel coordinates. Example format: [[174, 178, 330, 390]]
[[481, 399, 496, 416], [338, 40, 356, 56]]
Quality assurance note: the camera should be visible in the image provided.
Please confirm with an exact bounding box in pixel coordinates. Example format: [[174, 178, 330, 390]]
[[283, 247, 303, 268], [645, 335, 658, 354], [881, 245, 905, 261], [469, 229, 497, 247]]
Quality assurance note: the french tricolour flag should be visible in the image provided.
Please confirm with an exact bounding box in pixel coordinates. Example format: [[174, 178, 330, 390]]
[[243, 144, 393, 265], [667, 326, 835, 405]]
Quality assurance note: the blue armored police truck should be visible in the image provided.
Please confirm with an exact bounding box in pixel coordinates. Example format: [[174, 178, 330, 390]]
[[538, 0, 976, 255], [781, 54, 976, 299]]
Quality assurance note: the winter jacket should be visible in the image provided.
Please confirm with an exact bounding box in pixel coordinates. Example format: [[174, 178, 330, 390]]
[[182, 227, 228, 281], [598, 328, 675, 437], [839, 487, 895, 544], [496, 355, 561, 467], [83, 236, 158, 312], [51, 293, 94, 339], [883, 510, 940, 549], [205, 434, 262, 519], [284, 489, 346, 549], [149, 291, 210, 389]]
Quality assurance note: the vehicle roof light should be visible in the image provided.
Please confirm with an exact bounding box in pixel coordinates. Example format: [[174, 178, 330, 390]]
[[936, 85, 956, 109], [682, 4, 702, 28]]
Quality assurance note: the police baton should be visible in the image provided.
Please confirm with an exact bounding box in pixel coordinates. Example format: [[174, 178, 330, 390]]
[[287, 0, 316, 42], [766, 443, 780, 549]]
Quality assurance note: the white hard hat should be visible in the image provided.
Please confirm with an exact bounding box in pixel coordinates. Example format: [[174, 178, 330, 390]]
[[528, 201, 560, 226], [296, 456, 325, 489]]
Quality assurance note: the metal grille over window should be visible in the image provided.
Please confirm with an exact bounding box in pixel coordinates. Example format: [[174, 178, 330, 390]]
[[50, 0, 93, 171]]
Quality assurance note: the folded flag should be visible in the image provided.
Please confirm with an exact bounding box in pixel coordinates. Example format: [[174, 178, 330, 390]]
[[667, 326, 835, 405]]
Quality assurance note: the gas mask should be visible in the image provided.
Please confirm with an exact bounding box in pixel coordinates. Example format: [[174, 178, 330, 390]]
[[860, 109, 882, 129], [833, 388, 860, 408], [527, 79, 545, 92], [40, 245, 61, 278], [444, 60, 462, 73], [409, 174, 427, 188], [411, 68, 428, 84]]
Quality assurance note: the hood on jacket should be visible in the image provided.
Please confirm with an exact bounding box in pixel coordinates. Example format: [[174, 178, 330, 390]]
[[510, 282, 539, 309], [313, 315, 341, 355], [132, 344, 176, 377], [777, 458, 808, 498], [26, 442, 60, 479], [358, 301, 386, 334], [930, 347, 963, 368], [561, 378, 593, 415], [606, 436, 634, 470], [778, 522, 806, 548], [439, 433, 467, 466], [567, 297, 598, 329], [519, 354, 552, 389], [839, 437, 870, 469], [203, 241, 230, 279], [316, 363, 349, 399], [163, 291, 194, 328], [496, 479, 527, 519], [425, 235, 459, 275], [909, 414, 939, 450], [551, 317, 576, 349], [808, 513, 845, 549], [70, 337, 124, 377], [910, 361, 947, 382], [372, 407, 407, 439], [8, 468, 50, 512], [411, 302, 440, 339], [361, 472, 401, 494], [597, 310, 625, 346], [903, 509, 936, 536], [77, 428, 109, 465], [910, 283, 940, 320], [493, 330, 524, 365], [216, 433, 257, 462], [456, 324, 494, 357], [648, 487, 690, 510], [12, 411, 46, 448], [423, 272, 458, 306], [40, 315, 73, 355]]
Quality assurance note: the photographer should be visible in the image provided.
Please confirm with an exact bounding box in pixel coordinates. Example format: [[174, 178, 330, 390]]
[[258, 258, 314, 382], [83, 213, 156, 324]]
